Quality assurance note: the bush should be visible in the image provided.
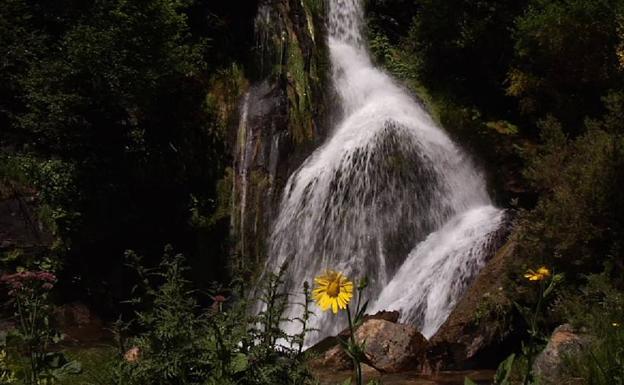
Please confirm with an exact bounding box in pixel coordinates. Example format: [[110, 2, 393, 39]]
[[555, 274, 624, 385], [116, 247, 315, 385]]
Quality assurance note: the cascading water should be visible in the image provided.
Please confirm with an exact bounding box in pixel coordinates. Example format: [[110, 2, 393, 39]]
[[259, 0, 505, 344]]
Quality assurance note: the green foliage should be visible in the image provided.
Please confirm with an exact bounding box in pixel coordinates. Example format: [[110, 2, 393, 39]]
[[0, 350, 17, 385], [403, 0, 526, 112], [517, 107, 624, 277], [116, 248, 315, 385], [515, 270, 563, 385], [62, 348, 119, 385], [494, 353, 516, 385], [553, 273, 624, 385], [0, 0, 241, 307], [1, 270, 81, 384], [509, 0, 623, 128], [120, 247, 210, 384]]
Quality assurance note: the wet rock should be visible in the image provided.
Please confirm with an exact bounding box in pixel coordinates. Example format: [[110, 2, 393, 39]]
[[533, 324, 591, 385], [358, 319, 429, 372], [425, 237, 516, 372], [310, 318, 428, 373], [312, 344, 352, 371], [308, 310, 400, 355], [0, 194, 53, 256], [364, 310, 400, 323]]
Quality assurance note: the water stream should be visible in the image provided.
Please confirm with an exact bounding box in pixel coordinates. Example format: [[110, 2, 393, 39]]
[[259, 0, 505, 344]]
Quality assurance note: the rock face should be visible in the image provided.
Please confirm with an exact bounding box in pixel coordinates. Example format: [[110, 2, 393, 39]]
[[533, 324, 591, 385], [425, 236, 516, 372], [0, 192, 53, 258], [311, 318, 428, 373], [228, 0, 332, 267]]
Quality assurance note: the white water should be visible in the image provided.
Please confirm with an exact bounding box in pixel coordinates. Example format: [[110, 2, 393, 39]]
[[258, 0, 505, 344]]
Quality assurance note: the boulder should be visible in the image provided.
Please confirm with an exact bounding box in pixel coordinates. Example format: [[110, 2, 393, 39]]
[[310, 318, 428, 373], [308, 310, 400, 355], [533, 324, 591, 385], [425, 237, 516, 372], [53, 302, 107, 343], [0, 194, 53, 256]]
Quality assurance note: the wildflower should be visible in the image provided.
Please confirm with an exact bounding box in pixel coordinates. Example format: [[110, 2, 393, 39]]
[[312, 270, 353, 314], [124, 346, 141, 363], [1, 270, 57, 295], [524, 266, 551, 281], [210, 294, 227, 314], [613, 322, 621, 327], [212, 295, 226, 303]]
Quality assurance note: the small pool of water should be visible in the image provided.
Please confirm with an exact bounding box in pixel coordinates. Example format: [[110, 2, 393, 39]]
[[313, 369, 495, 385]]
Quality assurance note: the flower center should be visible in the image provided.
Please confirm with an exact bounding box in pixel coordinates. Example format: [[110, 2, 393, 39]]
[[327, 280, 340, 297]]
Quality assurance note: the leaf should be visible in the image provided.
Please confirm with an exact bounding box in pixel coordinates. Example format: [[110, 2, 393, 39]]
[[230, 353, 248, 374], [543, 273, 564, 298], [464, 377, 478, 385], [486, 120, 519, 136], [59, 359, 82, 375], [355, 300, 369, 325], [494, 353, 515, 385], [341, 378, 352, 385], [513, 301, 532, 325]]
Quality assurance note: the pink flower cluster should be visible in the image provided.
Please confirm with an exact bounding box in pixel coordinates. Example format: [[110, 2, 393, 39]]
[[0, 270, 57, 295]]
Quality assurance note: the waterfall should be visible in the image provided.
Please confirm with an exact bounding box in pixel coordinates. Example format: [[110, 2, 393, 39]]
[[258, 0, 505, 344]]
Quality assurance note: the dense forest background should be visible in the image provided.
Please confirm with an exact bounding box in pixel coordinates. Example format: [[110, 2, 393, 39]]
[[1, 0, 624, 379], [1, 0, 259, 314]]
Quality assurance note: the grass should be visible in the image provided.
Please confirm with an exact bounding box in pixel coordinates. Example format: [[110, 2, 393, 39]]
[[63, 346, 118, 385]]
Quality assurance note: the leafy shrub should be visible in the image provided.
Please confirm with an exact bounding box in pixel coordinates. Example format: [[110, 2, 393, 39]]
[[0, 270, 81, 384], [508, 0, 623, 128], [554, 274, 624, 385], [117, 247, 315, 385]]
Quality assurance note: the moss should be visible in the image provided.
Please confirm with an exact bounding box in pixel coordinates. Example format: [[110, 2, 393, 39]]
[[210, 167, 235, 226], [206, 63, 250, 135], [251, 170, 270, 263], [285, 31, 315, 145]]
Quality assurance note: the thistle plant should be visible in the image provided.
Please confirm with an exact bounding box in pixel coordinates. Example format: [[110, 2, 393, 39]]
[[312, 270, 368, 385]]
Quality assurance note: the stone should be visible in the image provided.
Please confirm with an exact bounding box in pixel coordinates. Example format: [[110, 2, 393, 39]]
[[53, 302, 107, 343], [425, 236, 516, 372], [307, 310, 401, 356], [310, 318, 429, 373], [533, 324, 591, 385], [0, 195, 53, 256], [357, 319, 428, 372]]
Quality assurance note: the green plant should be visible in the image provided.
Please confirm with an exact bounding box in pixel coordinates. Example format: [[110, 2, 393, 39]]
[[562, 325, 624, 385], [120, 247, 212, 384], [311, 270, 369, 385], [0, 350, 17, 385], [340, 278, 370, 385], [245, 263, 314, 385], [555, 273, 624, 385], [0, 270, 81, 384], [119, 248, 316, 385], [515, 267, 563, 385]]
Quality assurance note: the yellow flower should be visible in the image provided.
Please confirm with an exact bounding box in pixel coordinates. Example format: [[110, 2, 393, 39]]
[[312, 270, 353, 314], [524, 266, 551, 281]]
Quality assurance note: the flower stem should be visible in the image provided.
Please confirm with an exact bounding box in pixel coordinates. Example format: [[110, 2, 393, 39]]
[[346, 304, 362, 385]]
